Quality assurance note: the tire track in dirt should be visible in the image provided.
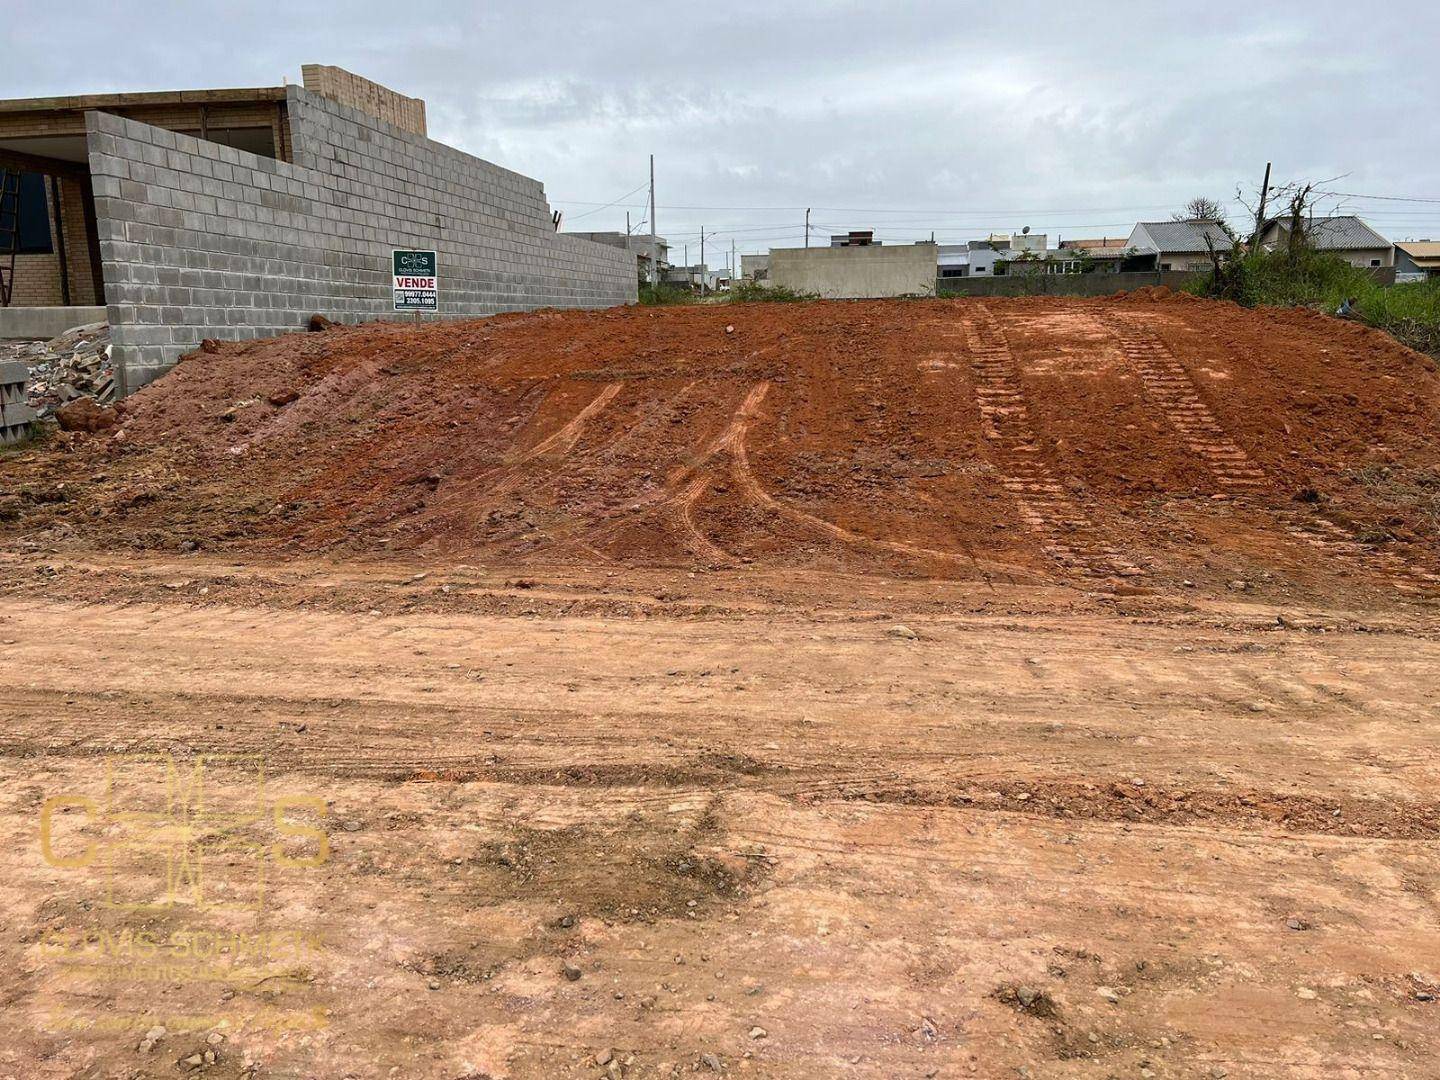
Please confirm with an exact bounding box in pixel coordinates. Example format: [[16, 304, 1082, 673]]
[[578, 383, 771, 563], [1092, 311, 1440, 591], [579, 380, 1014, 574], [1098, 313, 1269, 493], [391, 379, 626, 526], [8, 692, 1436, 840], [488, 380, 625, 496], [1274, 495, 1440, 592], [720, 382, 1016, 575], [951, 307, 1142, 578], [519, 381, 624, 460]]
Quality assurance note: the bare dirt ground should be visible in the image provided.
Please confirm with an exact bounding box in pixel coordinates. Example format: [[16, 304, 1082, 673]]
[[2, 297, 1439, 1078]]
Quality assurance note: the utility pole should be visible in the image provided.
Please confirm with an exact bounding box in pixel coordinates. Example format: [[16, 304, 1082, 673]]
[[731, 239, 736, 284], [700, 226, 707, 297], [649, 154, 658, 284], [1252, 160, 1273, 246], [805, 208, 811, 249]]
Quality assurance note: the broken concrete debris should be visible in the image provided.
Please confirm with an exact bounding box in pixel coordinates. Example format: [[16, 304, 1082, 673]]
[[1, 322, 114, 423]]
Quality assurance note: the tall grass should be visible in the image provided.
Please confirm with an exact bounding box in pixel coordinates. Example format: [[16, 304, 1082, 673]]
[[1186, 248, 1440, 355], [726, 281, 818, 304], [637, 283, 694, 306]]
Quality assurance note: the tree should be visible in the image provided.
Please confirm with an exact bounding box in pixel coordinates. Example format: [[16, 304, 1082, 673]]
[[1278, 182, 1318, 268], [1174, 196, 1227, 223]]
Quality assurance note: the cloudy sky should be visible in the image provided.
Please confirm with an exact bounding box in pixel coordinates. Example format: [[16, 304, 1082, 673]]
[[8, 1, 1438, 266]]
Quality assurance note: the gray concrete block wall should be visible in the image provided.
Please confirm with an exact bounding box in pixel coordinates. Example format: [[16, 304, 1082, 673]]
[[1, 363, 34, 445], [769, 243, 939, 299], [86, 88, 636, 395]]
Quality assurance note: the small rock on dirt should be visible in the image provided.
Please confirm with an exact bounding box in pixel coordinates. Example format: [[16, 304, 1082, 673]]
[[701, 1053, 723, 1072], [562, 961, 583, 981], [1096, 985, 1120, 1004], [886, 624, 918, 640], [138, 1025, 167, 1052]]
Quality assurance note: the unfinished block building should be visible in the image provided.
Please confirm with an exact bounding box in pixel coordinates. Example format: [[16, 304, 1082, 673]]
[[0, 65, 637, 394]]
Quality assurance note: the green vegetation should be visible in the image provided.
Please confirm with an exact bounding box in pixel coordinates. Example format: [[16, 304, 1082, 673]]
[[637, 283, 694, 306], [1186, 247, 1440, 356], [726, 280, 818, 304]]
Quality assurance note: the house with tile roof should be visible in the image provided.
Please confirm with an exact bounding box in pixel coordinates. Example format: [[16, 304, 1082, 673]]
[[1124, 220, 1235, 272], [1392, 241, 1440, 281], [1256, 215, 1392, 268]]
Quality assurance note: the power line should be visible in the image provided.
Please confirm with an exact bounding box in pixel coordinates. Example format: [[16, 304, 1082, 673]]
[[1316, 190, 1440, 205], [562, 180, 650, 223]]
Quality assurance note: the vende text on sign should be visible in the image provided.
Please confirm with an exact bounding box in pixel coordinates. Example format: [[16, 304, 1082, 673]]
[[392, 250, 438, 312]]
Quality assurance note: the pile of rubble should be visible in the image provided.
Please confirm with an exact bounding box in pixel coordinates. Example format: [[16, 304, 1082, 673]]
[[0, 322, 114, 419]]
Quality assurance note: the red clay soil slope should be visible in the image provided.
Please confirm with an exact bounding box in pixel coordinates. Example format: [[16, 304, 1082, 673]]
[[3, 295, 1439, 596]]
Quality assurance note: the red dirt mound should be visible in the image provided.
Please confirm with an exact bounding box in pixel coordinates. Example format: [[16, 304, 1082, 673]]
[[4, 297, 1438, 590]]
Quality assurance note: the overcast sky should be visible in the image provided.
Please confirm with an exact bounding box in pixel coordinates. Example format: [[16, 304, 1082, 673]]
[[7, 1, 1438, 264]]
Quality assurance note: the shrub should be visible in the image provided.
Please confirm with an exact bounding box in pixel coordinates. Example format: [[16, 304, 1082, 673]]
[[637, 283, 695, 306], [726, 280, 818, 304], [1187, 248, 1440, 356]]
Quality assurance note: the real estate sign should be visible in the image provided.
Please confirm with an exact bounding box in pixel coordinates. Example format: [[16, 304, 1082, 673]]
[[392, 250, 438, 312]]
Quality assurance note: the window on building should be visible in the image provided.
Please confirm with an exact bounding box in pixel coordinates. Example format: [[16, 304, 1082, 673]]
[[1160, 262, 1172, 271], [1370, 259, 1380, 267], [2, 171, 54, 254]]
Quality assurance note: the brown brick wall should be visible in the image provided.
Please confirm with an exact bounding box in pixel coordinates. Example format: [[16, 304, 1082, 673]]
[[8, 252, 61, 305], [5, 176, 101, 307], [56, 176, 99, 303], [300, 65, 426, 136]]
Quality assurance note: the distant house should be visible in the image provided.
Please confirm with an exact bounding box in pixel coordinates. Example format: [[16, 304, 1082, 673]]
[[1125, 221, 1235, 272], [940, 233, 1126, 278], [1255, 216, 1392, 268], [934, 237, 1007, 279], [937, 244, 969, 279], [1394, 241, 1440, 281], [1058, 237, 1131, 272], [965, 237, 1009, 277], [953, 233, 1047, 277], [662, 264, 729, 292]]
